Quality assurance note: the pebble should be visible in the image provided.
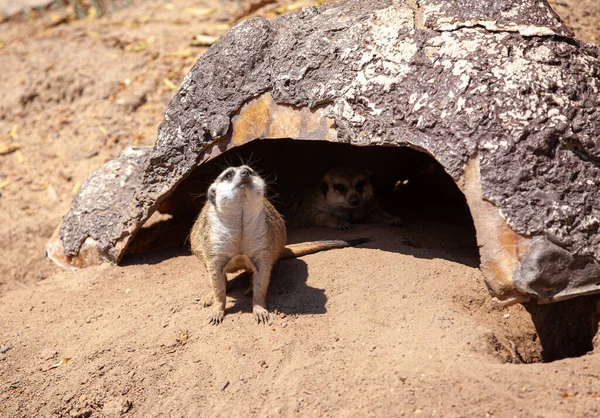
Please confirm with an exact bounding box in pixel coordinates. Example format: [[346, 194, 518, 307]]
[[0, 346, 10, 354], [70, 408, 92, 418], [220, 380, 230, 391], [39, 348, 57, 360], [101, 397, 132, 418]]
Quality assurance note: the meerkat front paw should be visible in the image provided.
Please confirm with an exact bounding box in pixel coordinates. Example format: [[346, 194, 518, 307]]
[[336, 221, 353, 231], [388, 217, 404, 226], [253, 305, 270, 324], [207, 308, 225, 325], [200, 292, 214, 308]]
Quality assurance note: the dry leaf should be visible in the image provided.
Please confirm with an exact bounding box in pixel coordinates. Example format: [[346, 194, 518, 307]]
[[15, 150, 24, 164], [0, 180, 9, 189], [184, 7, 214, 16], [0, 142, 19, 155], [47, 185, 58, 202], [275, 2, 307, 14], [8, 125, 18, 138], [190, 34, 220, 47], [87, 6, 98, 20], [211, 23, 231, 31], [106, 136, 119, 147], [165, 49, 192, 58], [126, 36, 156, 52], [72, 181, 81, 194], [176, 330, 189, 343], [98, 126, 108, 135], [163, 78, 178, 91], [45, 357, 71, 371]]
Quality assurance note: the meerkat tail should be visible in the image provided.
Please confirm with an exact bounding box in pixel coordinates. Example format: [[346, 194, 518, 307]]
[[279, 238, 369, 260]]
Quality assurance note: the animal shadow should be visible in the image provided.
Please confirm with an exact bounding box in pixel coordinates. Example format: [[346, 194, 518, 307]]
[[224, 257, 327, 317]]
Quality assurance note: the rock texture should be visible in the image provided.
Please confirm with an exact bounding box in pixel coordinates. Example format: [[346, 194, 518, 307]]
[[47, 0, 600, 306]]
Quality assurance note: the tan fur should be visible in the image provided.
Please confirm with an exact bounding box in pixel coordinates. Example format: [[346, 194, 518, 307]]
[[290, 166, 403, 230], [191, 165, 365, 325]]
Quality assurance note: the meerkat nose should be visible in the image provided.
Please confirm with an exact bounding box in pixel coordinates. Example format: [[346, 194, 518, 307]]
[[349, 196, 360, 206], [240, 168, 250, 178]]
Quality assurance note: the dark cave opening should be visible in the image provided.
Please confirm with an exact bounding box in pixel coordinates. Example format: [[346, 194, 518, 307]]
[[125, 139, 479, 259]]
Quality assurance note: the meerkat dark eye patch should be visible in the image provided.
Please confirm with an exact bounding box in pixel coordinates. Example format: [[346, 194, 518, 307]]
[[355, 179, 367, 193], [333, 183, 347, 194], [222, 169, 234, 181]]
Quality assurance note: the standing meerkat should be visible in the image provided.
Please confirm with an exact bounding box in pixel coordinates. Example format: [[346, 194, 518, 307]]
[[290, 166, 403, 231], [190, 165, 366, 325]]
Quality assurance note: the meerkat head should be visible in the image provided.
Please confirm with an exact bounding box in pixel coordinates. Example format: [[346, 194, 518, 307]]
[[320, 166, 374, 210], [207, 165, 265, 211]]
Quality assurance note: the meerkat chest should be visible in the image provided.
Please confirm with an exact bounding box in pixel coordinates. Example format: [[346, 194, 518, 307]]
[[209, 208, 268, 259]]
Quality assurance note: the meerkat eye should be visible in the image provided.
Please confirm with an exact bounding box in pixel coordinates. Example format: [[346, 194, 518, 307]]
[[355, 180, 367, 193], [223, 171, 234, 181], [333, 183, 347, 194]]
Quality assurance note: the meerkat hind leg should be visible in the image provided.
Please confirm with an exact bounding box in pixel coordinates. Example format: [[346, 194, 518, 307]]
[[252, 260, 272, 324], [200, 292, 214, 308], [200, 273, 242, 307], [207, 267, 227, 325]]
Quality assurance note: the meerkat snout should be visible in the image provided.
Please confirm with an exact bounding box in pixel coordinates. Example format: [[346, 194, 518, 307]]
[[348, 193, 360, 207], [208, 165, 265, 209]]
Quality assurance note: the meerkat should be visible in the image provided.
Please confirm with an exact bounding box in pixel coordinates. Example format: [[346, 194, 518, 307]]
[[290, 165, 403, 231], [190, 165, 366, 325]]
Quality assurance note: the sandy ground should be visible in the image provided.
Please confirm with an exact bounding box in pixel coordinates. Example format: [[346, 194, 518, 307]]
[[2, 0, 600, 416]]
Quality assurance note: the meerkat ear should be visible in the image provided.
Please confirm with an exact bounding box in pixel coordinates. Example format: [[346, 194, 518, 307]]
[[319, 181, 328, 196], [207, 185, 217, 205]]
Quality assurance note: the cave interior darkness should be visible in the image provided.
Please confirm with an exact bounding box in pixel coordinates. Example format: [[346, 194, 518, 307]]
[[126, 139, 478, 256]]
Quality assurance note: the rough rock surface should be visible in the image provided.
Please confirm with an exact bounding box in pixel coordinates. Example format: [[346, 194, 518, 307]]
[[50, 0, 600, 304], [49, 147, 151, 269]]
